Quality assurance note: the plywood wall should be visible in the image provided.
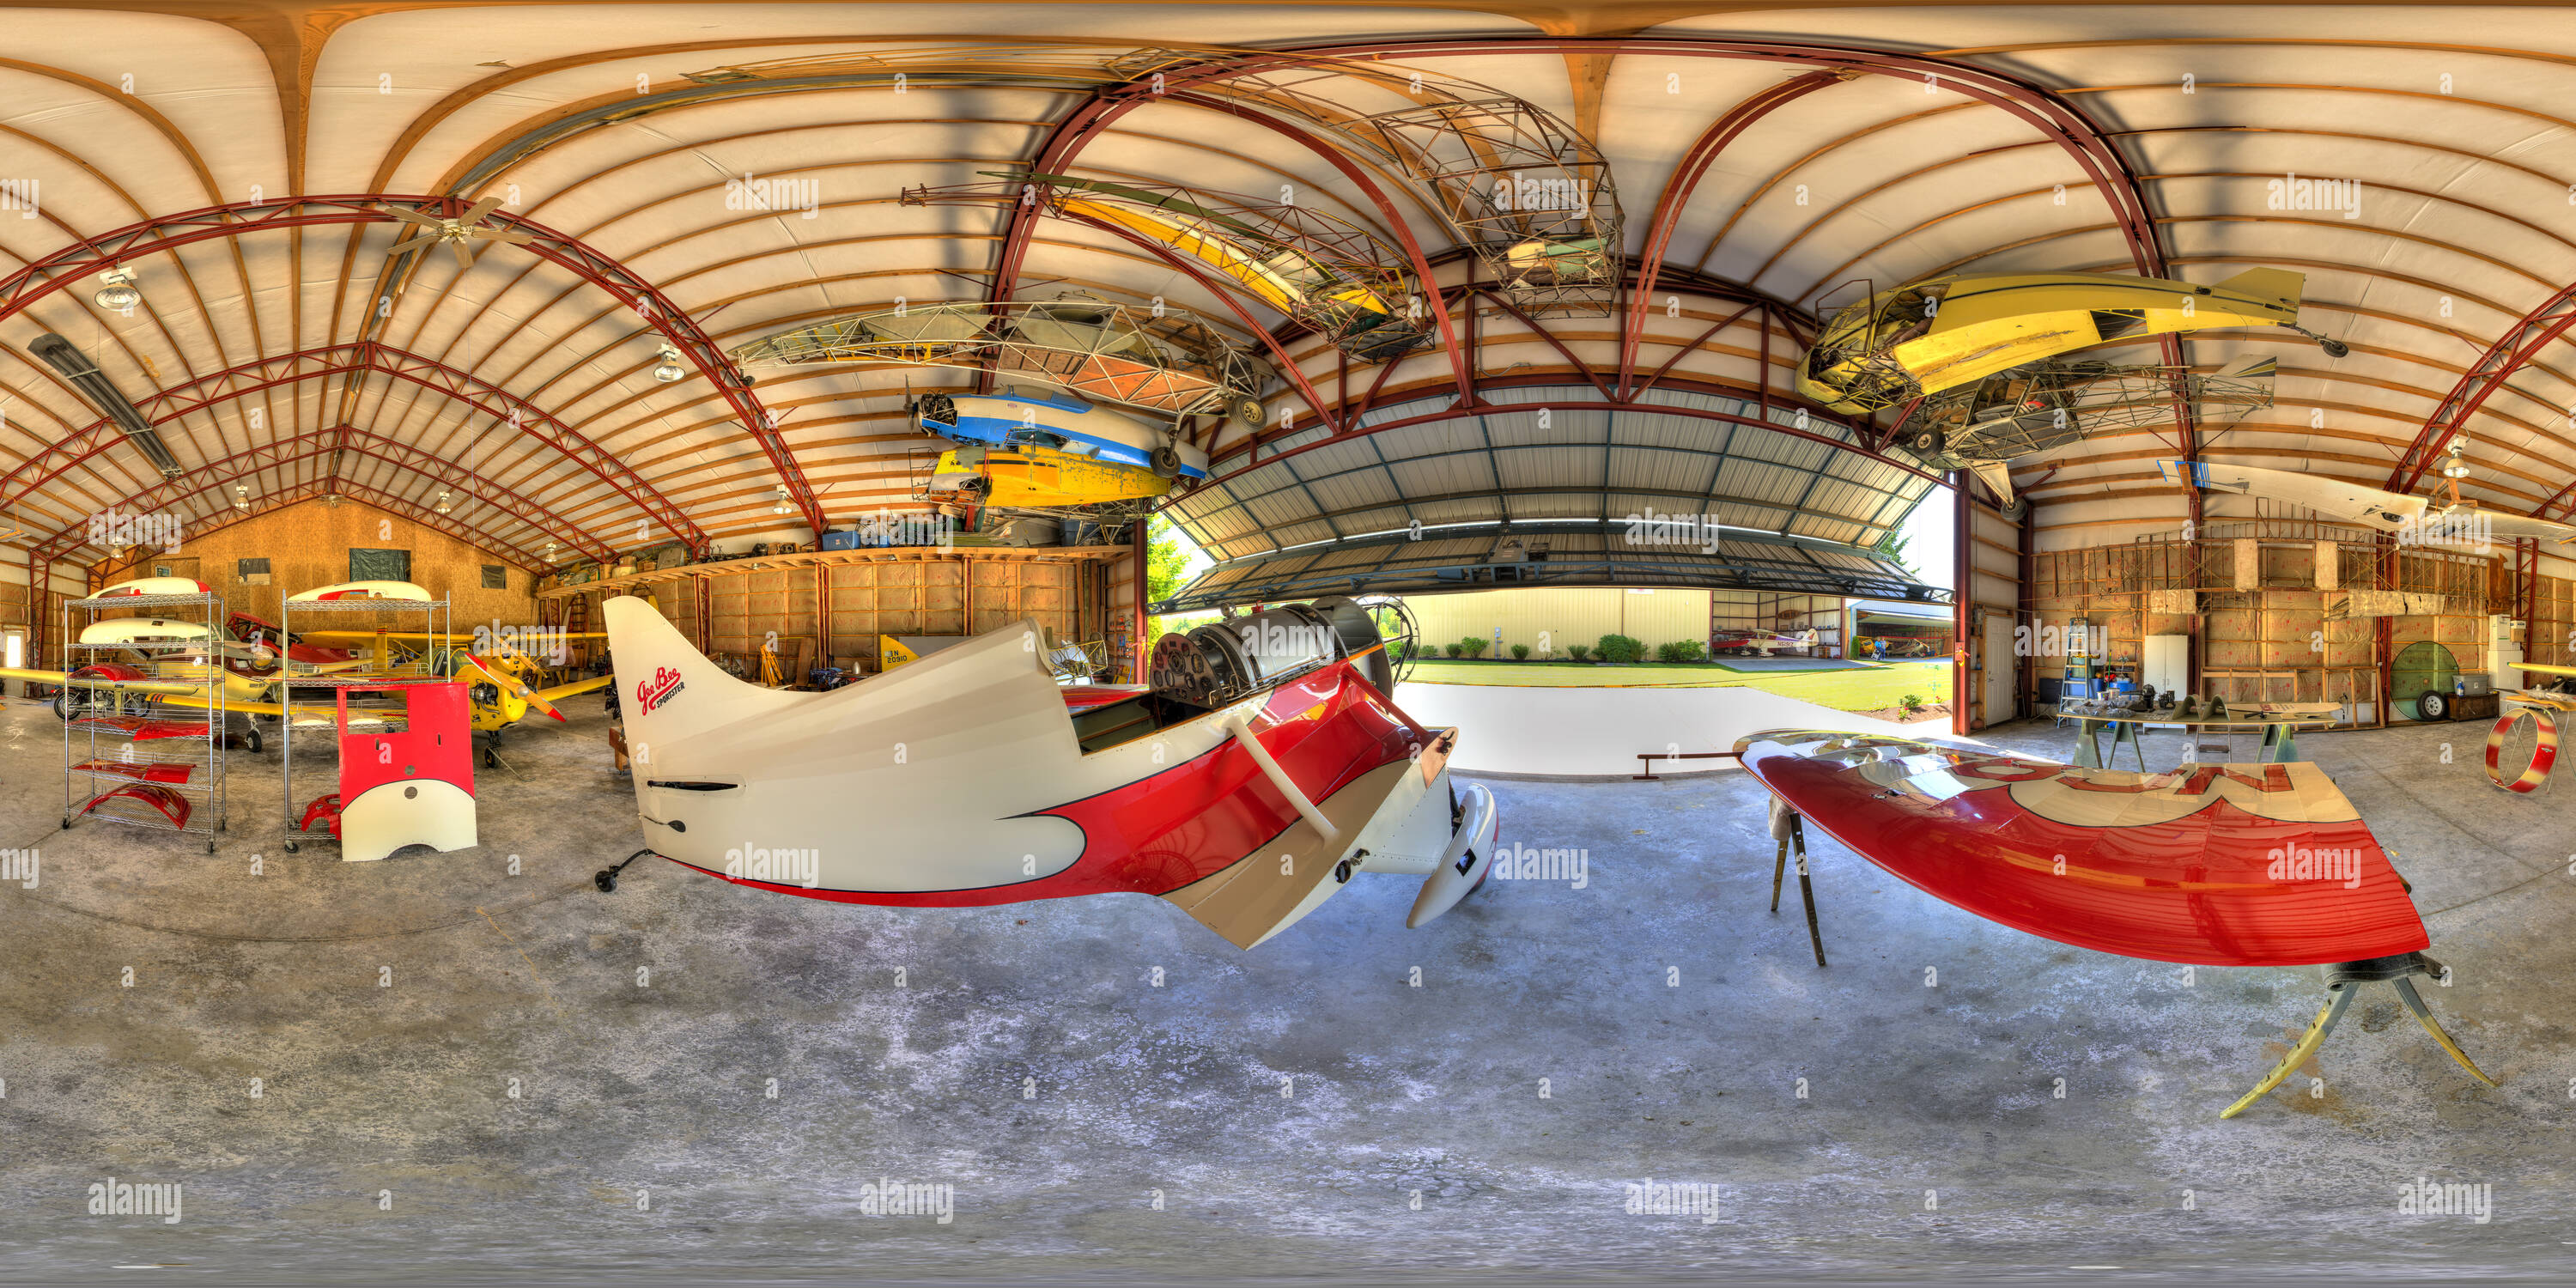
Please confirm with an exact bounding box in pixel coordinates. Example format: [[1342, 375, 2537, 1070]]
[[92, 497, 537, 627]]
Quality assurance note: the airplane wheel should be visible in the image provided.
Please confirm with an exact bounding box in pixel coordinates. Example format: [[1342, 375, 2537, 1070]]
[[594, 869, 618, 892], [1151, 445, 1182, 479], [483, 746, 499, 769], [2321, 338, 2351, 358], [1903, 428, 1944, 456], [2419, 690, 2450, 722], [1231, 395, 1265, 429], [244, 728, 263, 754]]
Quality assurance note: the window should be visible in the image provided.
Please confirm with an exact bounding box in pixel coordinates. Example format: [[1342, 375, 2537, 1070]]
[[238, 557, 270, 576], [481, 565, 507, 589], [349, 549, 411, 583]]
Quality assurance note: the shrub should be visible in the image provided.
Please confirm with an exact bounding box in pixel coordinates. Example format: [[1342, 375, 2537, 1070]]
[[1595, 634, 1645, 664], [1655, 640, 1708, 664], [1900, 693, 1926, 717], [1443, 642, 1463, 659], [1388, 640, 1409, 661], [1567, 643, 1592, 661], [1461, 636, 1490, 659], [1509, 643, 1530, 660]]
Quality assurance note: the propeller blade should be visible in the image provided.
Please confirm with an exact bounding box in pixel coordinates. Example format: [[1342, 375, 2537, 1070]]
[[386, 234, 438, 255], [460, 194, 505, 225], [384, 206, 446, 228], [450, 241, 475, 270]]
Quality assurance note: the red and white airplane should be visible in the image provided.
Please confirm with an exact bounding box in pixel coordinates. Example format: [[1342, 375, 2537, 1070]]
[[1736, 728, 2494, 1118], [598, 594, 1502, 949]]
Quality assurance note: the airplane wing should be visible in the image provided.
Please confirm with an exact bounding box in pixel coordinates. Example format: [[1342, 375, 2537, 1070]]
[[533, 675, 611, 704], [1735, 729, 2427, 967], [2158, 458, 2425, 530], [0, 666, 206, 696], [301, 630, 611, 647]]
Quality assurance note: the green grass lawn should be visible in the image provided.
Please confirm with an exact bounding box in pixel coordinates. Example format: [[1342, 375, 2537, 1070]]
[[1400, 658, 1952, 714]]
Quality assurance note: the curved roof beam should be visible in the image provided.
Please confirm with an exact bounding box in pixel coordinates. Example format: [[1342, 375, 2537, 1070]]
[[0, 342, 702, 557], [0, 196, 781, 544]]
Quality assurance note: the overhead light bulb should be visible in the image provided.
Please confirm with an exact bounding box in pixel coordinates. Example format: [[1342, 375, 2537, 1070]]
[[233, 483, 249, 512], [94, 267, 140, 312], [772, 485, 790, 516], [434, 490, 453, 513], [653, 344, 684, 383], [544, 541, 557, 560]]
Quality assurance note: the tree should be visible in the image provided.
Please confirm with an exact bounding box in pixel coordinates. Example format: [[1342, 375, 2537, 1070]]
[[1143, 516, 1200, 651], [1876, 530, 1917, 577]]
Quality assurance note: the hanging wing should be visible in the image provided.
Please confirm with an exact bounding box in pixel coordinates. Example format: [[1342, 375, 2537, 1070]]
[[1735, 729, 2427, 967]]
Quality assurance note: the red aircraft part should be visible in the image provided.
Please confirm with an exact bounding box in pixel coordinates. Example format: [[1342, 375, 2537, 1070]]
[[74, 760, 197, 784], [299, 793, 345, 838], [1738, 732, 2428, 967], [2486, 708, 2560, 793], [227, 611, 355, 665], [681, 659, 1431, 906], [81, 783, 193, 829], [70, 715, 215, 740]]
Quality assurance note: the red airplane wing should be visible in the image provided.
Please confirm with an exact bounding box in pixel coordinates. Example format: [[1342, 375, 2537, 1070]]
[[1736, 730, 2427, 967]]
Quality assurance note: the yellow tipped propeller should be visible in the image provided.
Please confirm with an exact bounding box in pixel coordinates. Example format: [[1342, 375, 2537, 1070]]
[[468, 651, 565, 722]]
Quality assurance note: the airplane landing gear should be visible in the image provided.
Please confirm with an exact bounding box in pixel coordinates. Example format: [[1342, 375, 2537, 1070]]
[[595, 848, 655, 892]]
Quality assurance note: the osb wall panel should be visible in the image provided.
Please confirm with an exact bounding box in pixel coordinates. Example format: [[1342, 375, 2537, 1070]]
[[646, 556, 1103, 677], [94, 499, 535, 626]]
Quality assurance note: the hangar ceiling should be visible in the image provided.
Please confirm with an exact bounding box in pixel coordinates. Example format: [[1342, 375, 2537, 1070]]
[[0, 3, 2566, 592]]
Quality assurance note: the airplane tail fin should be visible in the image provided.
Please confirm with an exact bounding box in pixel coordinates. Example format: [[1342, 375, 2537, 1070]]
[[602, 595, 808, 753]]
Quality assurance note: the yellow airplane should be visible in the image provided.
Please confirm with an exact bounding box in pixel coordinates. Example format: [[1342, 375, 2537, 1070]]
[[1795, 268, 2344, 414], [998, 171, 1427, 361], [289, 629, 613, 765], [927, 443, 1174, 507]]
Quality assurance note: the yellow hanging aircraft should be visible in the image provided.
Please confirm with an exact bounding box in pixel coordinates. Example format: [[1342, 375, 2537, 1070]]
[[1795, 268, 2346, 414], [927, 442, 1176, 507]]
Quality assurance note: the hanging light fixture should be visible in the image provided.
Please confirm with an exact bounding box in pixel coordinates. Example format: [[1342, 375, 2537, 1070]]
[[544, 540, 557, 560], [772, 485, 791, 515], [434, 489, 453, 514], [94, 267, 141, 312], [653, 344, 684, 382], [233, 483, 249, 512]]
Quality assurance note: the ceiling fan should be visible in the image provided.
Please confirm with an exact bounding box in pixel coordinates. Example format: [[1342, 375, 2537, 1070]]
[[385, 196, 535, 270]]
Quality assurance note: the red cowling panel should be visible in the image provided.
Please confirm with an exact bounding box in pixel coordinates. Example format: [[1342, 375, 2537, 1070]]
[[338, 682, 476, 801], [1740, 732, 2428, 967], [687, 659, 1430, 907]]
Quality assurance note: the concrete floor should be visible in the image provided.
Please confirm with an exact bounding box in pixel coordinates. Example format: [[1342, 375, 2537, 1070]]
[[4, 691, 2573, 1284]]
